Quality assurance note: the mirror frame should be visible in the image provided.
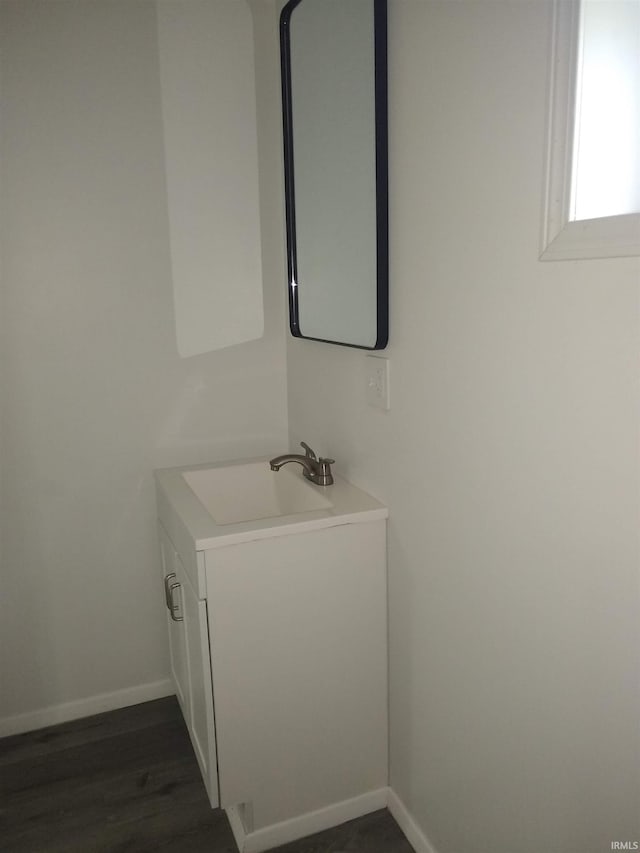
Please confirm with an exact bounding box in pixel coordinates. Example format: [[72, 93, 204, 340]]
[[279, 0, 389, 350]]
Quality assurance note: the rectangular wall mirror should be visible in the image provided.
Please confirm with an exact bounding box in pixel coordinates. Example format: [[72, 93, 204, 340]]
[[280, 0, 388, 350]]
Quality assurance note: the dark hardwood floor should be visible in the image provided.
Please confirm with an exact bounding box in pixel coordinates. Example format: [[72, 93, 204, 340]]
[[0, 697, 413, 853]]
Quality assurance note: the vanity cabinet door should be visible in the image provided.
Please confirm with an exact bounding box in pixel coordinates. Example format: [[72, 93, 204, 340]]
[[180, 565, 219, 807], [159, 525, 190, 720], [158, 524, 219, 808]]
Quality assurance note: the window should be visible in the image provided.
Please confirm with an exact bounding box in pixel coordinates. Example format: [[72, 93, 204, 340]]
[[541, 0, 640, 260]]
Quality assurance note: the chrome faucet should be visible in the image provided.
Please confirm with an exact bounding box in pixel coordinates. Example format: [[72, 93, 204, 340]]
[[269, 442, 335, 486]]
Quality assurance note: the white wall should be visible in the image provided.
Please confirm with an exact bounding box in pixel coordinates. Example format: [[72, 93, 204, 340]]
[[286, 2, 640, 852], [0, 0, 288, 728]]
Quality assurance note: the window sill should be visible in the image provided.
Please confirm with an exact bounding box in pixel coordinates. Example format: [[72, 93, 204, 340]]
[[540, 212, 640, 262]]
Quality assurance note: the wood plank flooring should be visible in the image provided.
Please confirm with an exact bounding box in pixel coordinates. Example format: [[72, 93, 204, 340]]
[[0, 697, 413, 853]]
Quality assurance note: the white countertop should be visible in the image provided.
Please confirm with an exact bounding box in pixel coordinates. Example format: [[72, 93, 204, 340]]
[[155, 455, 388, 552]]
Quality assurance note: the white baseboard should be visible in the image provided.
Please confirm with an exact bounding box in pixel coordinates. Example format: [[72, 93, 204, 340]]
[[227, 788, 389, 853], [226, 787, 439, 853], [387, 787, 440, 853], [0, 678, 174, 738], [226, 804, 250, 852]]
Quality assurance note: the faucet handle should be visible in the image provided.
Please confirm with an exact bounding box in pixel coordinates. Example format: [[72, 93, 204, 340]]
[[317, 457, 335, 486], [300, 441, 317, 460]]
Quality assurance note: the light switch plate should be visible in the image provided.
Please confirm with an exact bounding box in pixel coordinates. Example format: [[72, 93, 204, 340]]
[[366, 356, 390, 410]]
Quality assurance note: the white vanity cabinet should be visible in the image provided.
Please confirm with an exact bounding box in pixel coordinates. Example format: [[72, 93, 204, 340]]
[[155, 459, 389, 850]]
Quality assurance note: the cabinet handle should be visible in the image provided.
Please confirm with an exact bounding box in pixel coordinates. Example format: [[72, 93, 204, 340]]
[[163, 572, 176, 610], [168, 581, 184, 622]]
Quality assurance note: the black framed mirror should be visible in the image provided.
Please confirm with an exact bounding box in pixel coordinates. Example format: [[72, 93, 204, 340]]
[[280, 0, 388, 350]]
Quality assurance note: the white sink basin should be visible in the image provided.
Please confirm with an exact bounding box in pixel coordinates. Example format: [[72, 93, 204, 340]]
[[156, 456, 388, 582], [182, 461, 332, 525]]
